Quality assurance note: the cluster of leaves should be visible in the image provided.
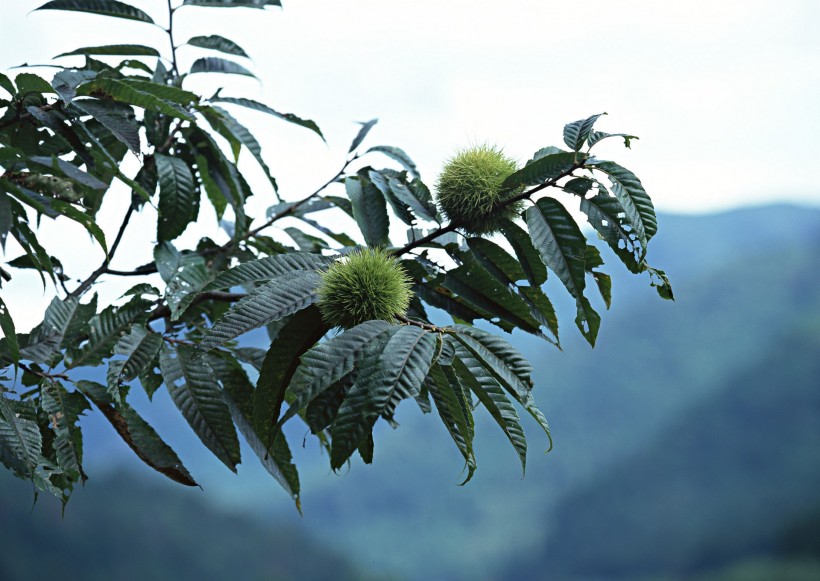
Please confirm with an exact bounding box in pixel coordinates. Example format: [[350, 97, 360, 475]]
[[0, 1, 671, 508]]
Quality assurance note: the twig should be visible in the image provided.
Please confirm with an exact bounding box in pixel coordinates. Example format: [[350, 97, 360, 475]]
[[69, 204, 135, 298], [166, 0, 180, 77]]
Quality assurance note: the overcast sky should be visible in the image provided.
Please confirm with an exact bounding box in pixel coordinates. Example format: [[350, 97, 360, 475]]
[[1, 0, 819, 329]]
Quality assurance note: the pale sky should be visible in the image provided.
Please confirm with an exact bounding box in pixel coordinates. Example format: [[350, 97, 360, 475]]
[[1, 0, 819, 330]]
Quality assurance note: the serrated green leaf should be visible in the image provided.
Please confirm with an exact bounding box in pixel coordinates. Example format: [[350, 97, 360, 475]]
[[21, 296, 79, 364], [211, 96, 324, 140], [281, 320, 394, 426], [592, 160, 657, 248], [425, 363, 476, 483], [453, 354, 526, 474], [159, 344, 240, 471], [119, 79, 198, 106], [498, 219, 547, 286], [587, 131, 638, 149], [206, 252, 331, 291], [67, 299, 150, 368], [579, 192, 641, 272], [526, 197, 600, 345], [349, 118, 377, 153], [253, 306, 327, 445], [112, 325, 163, 382], [210, 352, 300, 503], [41, 379, 89, 481], [346, 176, 389, 248], [0, 397, 42, 480], [466, 237, 527, 285], [76, 78, 195, 121], [183, 0, 281, 6], [563, 113, 606, 151], [14, 73, 55, 96], [198, 271, 321, 351], [73, 98, 141, 156], [156, 153, 198, 241], [451, 325, 532, 399], [502, 151, 581, 190], [330, 325, 436, 469], [166, 259, 213, 321], [35, 0, 155, 23], [388, 175, 438, 223], [186, 35, 249, 58], [75, 380, 197, 486], [366, 145, 419, 178], [190, 57, 256, 78], [51, 70, 97, 104], [55, 44, 159, 58], [0, 298, 19, 370]]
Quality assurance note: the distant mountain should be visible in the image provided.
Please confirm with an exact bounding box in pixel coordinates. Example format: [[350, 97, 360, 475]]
[[0, 470, 381, 581], [504, 327, 820, 580]]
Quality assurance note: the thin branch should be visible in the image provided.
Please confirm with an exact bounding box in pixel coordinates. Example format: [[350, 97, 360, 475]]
[[395, 314, 447, 333], [19, 362, 70, 382], [0, 103, 57, 131], [69, 204, 135, 298], [166, 0, 180, 77]]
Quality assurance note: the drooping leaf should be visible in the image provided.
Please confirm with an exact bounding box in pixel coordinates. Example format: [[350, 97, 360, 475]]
[[253, 306, 327, 445], [21, 296, 79, 364], [205, 252, 331, 291], [73, 99, 141, 156], [50, 70, 96, 104], [190, 57, 256, 78], [281, 320, 393, 426], [592, 160, 657, 247], [75, 380, 197, 486], [498, 219, 547, 286], [425, 363, 476, 483], [159, 344, 241, 471], [387, 175, 438, 223], [0, 298, 19, 370], [27, 156, 107, 190], [166, 259, 213, 321], [502, 151, 582, 190], [579, 192, 641, 272], [67, 299, 150, 368], [198, 271, 321, 351], [451, 325, 532, 399], [204, 106, 276, 190], [366, 145, 419, 178], [525, 197, 600, 345], [563, 112, 606, 151], [40, 379, 89, 481], [111, 325, 163, 382], [346, 176, 389, 248], [211, 96, 324, 140], [55, 44, 160, 58], [0, 397, 42, 480], [453, 354, 527, 474], [118, 79, 198, 106], [330, 325, 436, 469], [155, 153, 198, 242], [34, 0, 155, 24], [587, 131, 638, 149]]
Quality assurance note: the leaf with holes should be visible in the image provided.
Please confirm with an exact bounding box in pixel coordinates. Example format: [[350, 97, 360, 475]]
[[592, 160, 657, 249]]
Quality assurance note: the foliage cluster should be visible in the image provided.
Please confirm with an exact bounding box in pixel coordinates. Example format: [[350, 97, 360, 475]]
[[0, 0, 671, 507]]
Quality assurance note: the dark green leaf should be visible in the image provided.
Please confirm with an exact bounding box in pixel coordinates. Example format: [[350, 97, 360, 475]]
[[346, 176, 389, 247], [75, 380, 197, 486], [0, 397, 42, 480], [0, 73, 14, 96], [451, 324, 533, 398], [579, 192, 641, 272], [111, 325, 163, 382], [186, 35, 249, 58], [0, 298, 19, 369], [349, 119, 378, 153], [27, 156, 107, 190], [55, 44, 159, 58], [14, 73, 55, 95], [592, 160, 657, 247], [205, 252, 331, 291], [159, 344, 241, 471], [198, 271, 321, 351], [119, 79, 198, 106], [425, 363, 476, 483], [211, 96, 324, 141], [166, 259, 213, 321], [73, 98, 141, 156], [34, 0, 155, 23], [587, 131, 638, 149], [253, 306, 327, 444], [498, 219, 548, 286], [563, 112, 606, 151], [183, 0, 281, 7], [526, 198, 600, 345], [41, 379, 89, 481], [67, 299, 150, 368], [330, 325, 436, 469], [76, 78, 195, 121], [366, 145, 419, 178], [155, 153, 198, 241], [281, 320, 394, 426], [51, 70, 97, 104], [502, 151, 581, 190], [22, 296, 80, 364], [190, 57, 256, 78]]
